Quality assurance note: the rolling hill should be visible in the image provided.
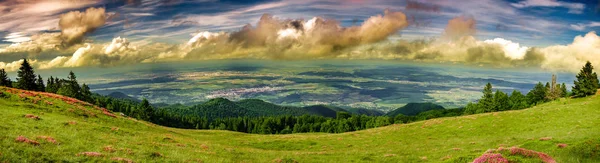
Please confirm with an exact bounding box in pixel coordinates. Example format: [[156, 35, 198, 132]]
[[160, 98, 377, 119], [386, 102, 446, 116], [1, 86, 599, 162]]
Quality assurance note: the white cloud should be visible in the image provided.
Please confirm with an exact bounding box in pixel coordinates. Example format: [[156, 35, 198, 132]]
[[511, 0, 585, 14], [3, 32, 31, 43], [0, 59, 25, 72], [483, 38, 529, 60], [569, 22, 600, 31], [539, 31, 600, 72], [64, 44, 92, 67], [103, 37, 135, 55]]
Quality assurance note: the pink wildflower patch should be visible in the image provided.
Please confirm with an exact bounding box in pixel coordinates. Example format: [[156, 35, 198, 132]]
[[36, 136, 57, 144], [102, 109, 117, 118], [111, 157, 133, 163], [473, 153, 508, 163], [15, 136, 40, 145], [384, 154, 396, 157], [200, 144, 209, 150], [103, 146, 116, 153], [557, 143, 568, 148], [24, 114, 40, 120], [76, 152, 103, 157], [502, 147, 556, 163]]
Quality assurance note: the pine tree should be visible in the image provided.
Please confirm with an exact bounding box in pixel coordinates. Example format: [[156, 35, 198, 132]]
[[478, 83, 494, 113], [46, 76, 55, 93], [36, 75, 45, 92], [139, 99, 153, 120], [572, 61, 600, 97], [57, 71, 82, 98], [81, 83, 92, 102], [560, 83, 568, 97], [16, 59, 37, 90], [0, 69, 12, 87], [493, 90, 509, 111], [527, 82, 546, 105], [509, 90, 528, 110]]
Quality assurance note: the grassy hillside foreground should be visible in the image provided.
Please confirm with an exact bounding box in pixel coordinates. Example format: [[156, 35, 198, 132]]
[[0, 86, 599, 162]]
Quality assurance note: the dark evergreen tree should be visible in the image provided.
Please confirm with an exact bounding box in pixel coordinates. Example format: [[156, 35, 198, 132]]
[[81, 83, 92, 102], [572, 61, 600, 97], [478, 83, 494, 113], [560, 83, 568, 97], [46, 76, 55, 93], [36, 75, 45, 92], [57, 71, 82, 98], [493, 90, 509, 111], [508, 90, 528, 110], [527, 82, 547, 105], [138, 99, 154, 120], [16, 59, 37, 90], [0, 69, 12, 87]]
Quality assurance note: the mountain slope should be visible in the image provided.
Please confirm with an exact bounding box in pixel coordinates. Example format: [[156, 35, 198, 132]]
[[234, 99, 312, 116], [1, 86, 599, 162], [386, 102, 445, 116]]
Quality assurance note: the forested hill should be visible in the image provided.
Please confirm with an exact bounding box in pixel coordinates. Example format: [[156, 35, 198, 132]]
[[385, 102, 445, 116], [159, 98, 380, 119]]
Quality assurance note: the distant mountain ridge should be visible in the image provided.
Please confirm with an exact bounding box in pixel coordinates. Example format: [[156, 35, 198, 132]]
[[386, 102, 445, 117], [107, 92, 141, 102]]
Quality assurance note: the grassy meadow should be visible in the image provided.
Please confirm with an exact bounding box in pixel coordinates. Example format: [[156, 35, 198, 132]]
[[0, 86, 599, 162]]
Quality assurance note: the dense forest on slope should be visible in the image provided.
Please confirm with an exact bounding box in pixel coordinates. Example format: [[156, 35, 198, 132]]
[[385, 102, 445, 116]]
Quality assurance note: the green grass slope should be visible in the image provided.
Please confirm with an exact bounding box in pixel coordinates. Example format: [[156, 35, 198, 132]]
[[1, 87, 599, 162]]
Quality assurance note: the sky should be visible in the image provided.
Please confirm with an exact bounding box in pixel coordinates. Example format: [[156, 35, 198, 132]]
[[1, 0, 600, 73]]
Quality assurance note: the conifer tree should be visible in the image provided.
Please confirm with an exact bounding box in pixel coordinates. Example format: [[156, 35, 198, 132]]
[[46, 76, 55, 93], [478, 83, 494, 113], [16, 59, 37, 90], [57, 71, 82, 98], [0, 69, 12, 87], [527, 82, 547, 105], [560, 83, 568, 97], [572, 61, 600, 97], [493, 90, 509, 111], [81, 83, 92, 102], [508, 90, 528, 110], [36, 75, 45, 92]]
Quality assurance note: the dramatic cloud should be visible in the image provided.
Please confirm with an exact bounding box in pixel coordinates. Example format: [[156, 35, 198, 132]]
[[59, 7, 107, 46], [442, 16, 476, 41], [0, 6, 597, 74], [0, 59, 25, 72], [180, 9, 409, 59], [539, 32, 600, 72]]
